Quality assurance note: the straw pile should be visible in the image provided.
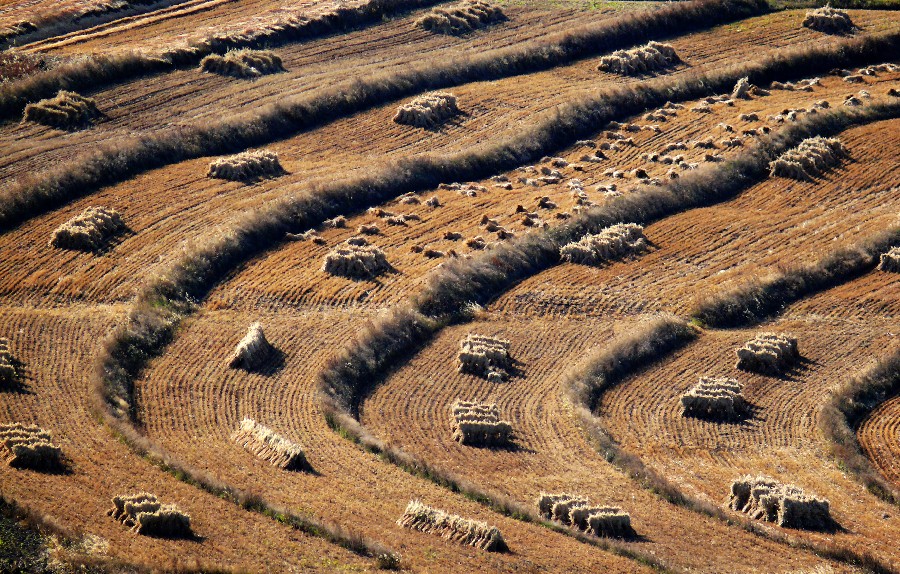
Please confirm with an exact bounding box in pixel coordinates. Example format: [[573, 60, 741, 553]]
[[398, 500, 507, 551], [231, 418, 309, 470], [200, 49, 285, 78], [681, 376, 746, 420], [802, 6, 855, 34], [416, 1, 506, 35], [108, 493, 192, 537], [207, 149, 284, 181], [0, 423, 62, 471], [0, 339, 16, 386], [393, 92, 459, 128], [769, 136, 846, 180], [729, 476, 831, 530], [50, 206, 125, 251], [450, 400, 513, 447], [598, 41, 680, 76], [23, 90, 101, 129], [559, 223, 647, 265], [228, 322, 273, 370], [536, 493, 634, 538], [736, 333, 799, 374], [878, 246, 900, 272], [322, 242, 390, 278], [457, 334, 511, 382]]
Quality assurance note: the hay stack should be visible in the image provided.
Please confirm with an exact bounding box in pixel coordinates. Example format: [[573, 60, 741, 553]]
[[736, 332, 799, 374], [536, 493, 634, 538], [559, 223, 647, 265], [207, 149, 284, 181], [802, 6, 855, 34], [50, 206, 125, 251], [457, 334, 511, 382], [681, 376, 746, 420], [0, 339, 17, 386], [729, 476, 831, 530], [398, 500, 507, 551], [200, 49, 284, 78], [586, 508, 634, 538], [598, 41, 680, 76], [322, 242, 390, 278], [416, 1, 506, 35], [769, 136, 846, 180], [23, 90, 101, 129], [0, 423, 62, 470], [878, 246, 900, 272], [393, 92, 459, 128], [231, 418, 308, 470], [228, 322, 273, 370], [450, 400, 513, 447], [731, 77, 758, 99], [108, 493, 192, 537]]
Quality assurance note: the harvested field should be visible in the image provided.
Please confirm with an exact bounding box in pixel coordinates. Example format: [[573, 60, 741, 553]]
[[859, 393, 900, 491]]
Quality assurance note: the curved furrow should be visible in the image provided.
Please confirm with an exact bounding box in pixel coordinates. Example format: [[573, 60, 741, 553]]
[[859, 394, 900, 491]]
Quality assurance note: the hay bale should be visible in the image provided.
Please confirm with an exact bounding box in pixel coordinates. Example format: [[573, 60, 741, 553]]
[[878, 246, 900, 272], [536, 493, 634, 537], [416, 0, 506, 35], [466, 236, 487, 250], [200, 49, 284, 78], [393, 92, 459, 128], [50, 206, 125, 251], [681, 376, 746, 421], [0, 339, 17, 387], [598, 41, 680, 76], [23, 90, 101, 129], [207, 149, 284, 181], [729, 476, 831, 530], [228, 322, 273, 370], [231, 418, 308, 470], [586, 508, 634, 538], [736, 332, 799, 374], [398, 500, 507, 551], [738, 113, 759, 122], [323, 242, 390, 278], [802, 6, 855, 34], [426, 196, 441, 208], [559, 223, 647, 266], [109, 493, 192, 537], [458, 334, 511, 382], [0, 423, 62, 471], [450, 399, 513, 447], [769, 136, 847, 180], [324, 215, 346, 228]]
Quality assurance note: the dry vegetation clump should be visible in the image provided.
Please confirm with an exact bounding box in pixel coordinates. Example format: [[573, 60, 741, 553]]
[[0, 338, 17, 386], [322, 242, 390, 278], [415, 1, 506, 36], [200, 49, 285, 78], [207, 149, 285, 181], [22, 90, 101, 129], [397, 500, 507, 551], [535, 493, 634, 538], [231, 418, 309, 470], [878, 246, 900, 272], [449, 400, 513, 447], [50, 206, 124, 251], [0, 423, 62, 471], [802, 6, 855, 35], [393, 92, 459, 128], [729, 476, 831, 530], [769, 136, 847, 180], [457, 334, 511, 382], [597, 41, 680, 76], [108, 493, 192, 538], [681, 376, 746, 420], [736, 332, 799, 375], [559, 223, 647, 265], [228, 322, 273, 370]]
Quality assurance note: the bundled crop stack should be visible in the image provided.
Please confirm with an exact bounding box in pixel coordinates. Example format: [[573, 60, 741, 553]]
[[878, 246, 900, 272], [416, 1, 506, 35], [729, 476, 831, 530], [559, 223, 647, 265], [108, 493, 192, 537], [231, 418, 309, 470], [23, 90, 101, 129], [457, 334, 511, 382], [398, 500, 507, 551], [802, 6, 855, 34], [50, 206, 125, 251], [200, 49, 285, 78], [598, 41, 680, 76], [207, 149, 284, 181], [536, 493, 634, 538], [0, 423, 62, 470], [769, 136, 847, 181], [393, 92, 459, 128], [228, 322, 273, 370], [450, 400, 513, 447], [736, 333, 799, 374], [0, 339, 16, 386], [681, 376, 746, 420], [322, 241, 390, 278]]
